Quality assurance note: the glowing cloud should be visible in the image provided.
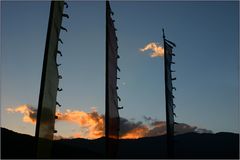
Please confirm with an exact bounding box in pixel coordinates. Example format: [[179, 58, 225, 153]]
[[6, 104, 212, 139], [120, 125, 149, 139], [6, 105, 104, 139], [56, 109, 104, 139], [6, 104, 37, 124], [140, 42, 164, 58]]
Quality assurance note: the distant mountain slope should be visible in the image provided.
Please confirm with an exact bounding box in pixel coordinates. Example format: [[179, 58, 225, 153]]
[[1, 128, 36, 158], [1, 128, 102, 159], [117, 132, 239, 159], [1, 128, 239, 159]]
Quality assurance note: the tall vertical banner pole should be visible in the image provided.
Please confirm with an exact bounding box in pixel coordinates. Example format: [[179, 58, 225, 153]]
[[105, 0, 110, 157], [105, 0, 120, 158], [35, 1, 68, 158], [163, 29, 176, 158]]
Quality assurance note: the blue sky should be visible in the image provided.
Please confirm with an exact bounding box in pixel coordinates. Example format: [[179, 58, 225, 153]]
[[1, 1, 239, 137]]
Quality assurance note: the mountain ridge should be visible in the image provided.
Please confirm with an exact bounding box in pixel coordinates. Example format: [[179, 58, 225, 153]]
[[1, 127, 239, 159]]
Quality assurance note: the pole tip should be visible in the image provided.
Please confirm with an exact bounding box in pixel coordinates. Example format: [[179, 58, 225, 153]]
[[162, 28, 165, 39]]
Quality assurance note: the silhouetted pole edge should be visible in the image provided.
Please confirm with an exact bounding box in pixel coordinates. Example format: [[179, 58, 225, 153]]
[[163, 28, 174, 158], [35, 1, 66, 158], [105, 0, 110, 158], [35, 2, 55, 157]]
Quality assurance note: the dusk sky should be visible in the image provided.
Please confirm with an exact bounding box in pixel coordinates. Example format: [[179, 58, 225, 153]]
[[1, 1, 239, 138]]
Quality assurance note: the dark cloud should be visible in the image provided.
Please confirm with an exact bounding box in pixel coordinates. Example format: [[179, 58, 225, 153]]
[[174, 123, 198, 135], [28, 106, 38, 121], [119, 117, 146, 136], [143, 116, 157, 123], [195, 128, 213, 134]]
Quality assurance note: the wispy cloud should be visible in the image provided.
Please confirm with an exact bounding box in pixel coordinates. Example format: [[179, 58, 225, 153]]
[[56, 108, 104, 139], [6, 104, 37, 124], [7, 105, 104, 139], [140, 42, 164, 58], [6, 104, 212, 139]]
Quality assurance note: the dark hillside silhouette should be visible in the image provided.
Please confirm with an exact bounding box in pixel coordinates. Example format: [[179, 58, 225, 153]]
[[1, 127, 239, 159]]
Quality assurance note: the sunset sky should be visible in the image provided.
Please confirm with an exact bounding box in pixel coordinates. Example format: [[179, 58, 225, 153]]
[[1, 1, 239, 139]]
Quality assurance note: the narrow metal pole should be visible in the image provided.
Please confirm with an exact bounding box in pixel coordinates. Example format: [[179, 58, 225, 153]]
[[105, 0, 110, 158], [163, 28, 174, 158], [35, 2, 55, 158]]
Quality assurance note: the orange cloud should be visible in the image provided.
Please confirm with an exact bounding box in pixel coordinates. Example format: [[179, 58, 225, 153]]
[[56, 109, 104, 139], [140, 42, 164, 58], [6, 105, 104, 139], [6, 104, 37, 124], [6, 104, 212, 140], [120, 125, 149, 139]]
